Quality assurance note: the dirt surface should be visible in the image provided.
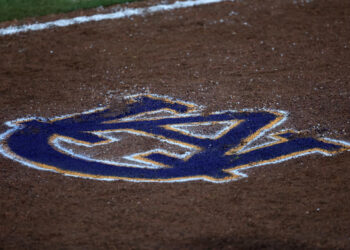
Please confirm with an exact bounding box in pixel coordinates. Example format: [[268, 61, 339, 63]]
[[1, 0, 350, 248]]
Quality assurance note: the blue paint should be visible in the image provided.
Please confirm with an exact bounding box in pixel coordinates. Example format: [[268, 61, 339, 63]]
[[1, 95, 348, 182]]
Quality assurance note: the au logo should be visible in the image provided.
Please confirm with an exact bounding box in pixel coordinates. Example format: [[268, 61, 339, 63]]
[[0, 94, 349, 183]]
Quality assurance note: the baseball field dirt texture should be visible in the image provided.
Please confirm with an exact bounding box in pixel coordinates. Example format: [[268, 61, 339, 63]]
[[0, 0, 350, 248]]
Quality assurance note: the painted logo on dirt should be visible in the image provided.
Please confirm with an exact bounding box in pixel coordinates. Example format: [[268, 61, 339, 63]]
[[0, 94, 349, 182]]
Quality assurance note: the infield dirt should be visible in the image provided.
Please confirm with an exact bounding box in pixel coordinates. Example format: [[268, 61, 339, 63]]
[[0, 0, 350, 248]]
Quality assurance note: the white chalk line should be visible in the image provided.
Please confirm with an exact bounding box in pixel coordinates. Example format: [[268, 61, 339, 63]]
[[0, 0, 230, 36]]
